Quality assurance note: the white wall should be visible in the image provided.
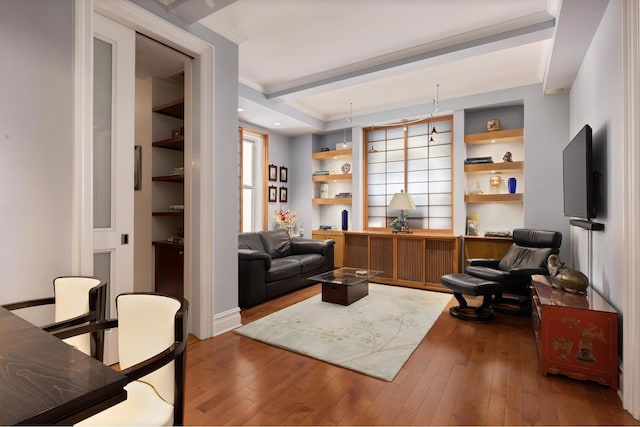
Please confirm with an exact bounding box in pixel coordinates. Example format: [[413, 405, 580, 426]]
[[0, 1, 74, 320], [290, 134, 313, 236], [569, 0, 623, 310]]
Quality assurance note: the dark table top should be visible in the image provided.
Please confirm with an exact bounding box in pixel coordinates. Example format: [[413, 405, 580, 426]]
[[308, 267, 383, 286], [0, 306, 127, 425]]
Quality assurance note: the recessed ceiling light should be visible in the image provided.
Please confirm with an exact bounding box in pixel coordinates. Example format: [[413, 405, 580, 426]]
[[237, 108, 244, 112], [545, 86, 567, 95], [274, 122, 281, 126], [491, 140, 497, 143]]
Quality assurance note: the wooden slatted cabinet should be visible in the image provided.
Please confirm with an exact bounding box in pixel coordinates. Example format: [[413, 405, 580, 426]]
[[344, 231, 461, 292]]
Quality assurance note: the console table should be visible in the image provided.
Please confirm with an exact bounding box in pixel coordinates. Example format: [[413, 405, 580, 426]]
[[531, 275, 618, 389]]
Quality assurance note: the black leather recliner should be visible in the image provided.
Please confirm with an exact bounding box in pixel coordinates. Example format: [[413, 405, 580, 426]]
[[465, 228, 562, 315]]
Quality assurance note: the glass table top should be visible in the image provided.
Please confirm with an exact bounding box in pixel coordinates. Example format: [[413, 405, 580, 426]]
[[307, 267, 383, 286]]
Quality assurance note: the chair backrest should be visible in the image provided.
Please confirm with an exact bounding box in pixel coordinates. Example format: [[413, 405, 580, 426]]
[[498, 229, 562, 271], [54, 276, 106, 357], [512, 229, 563, 248], [116, 293, 187, 408]]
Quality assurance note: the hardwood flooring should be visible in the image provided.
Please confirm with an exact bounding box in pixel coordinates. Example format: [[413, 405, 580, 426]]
[[184, 284, 639, 426]]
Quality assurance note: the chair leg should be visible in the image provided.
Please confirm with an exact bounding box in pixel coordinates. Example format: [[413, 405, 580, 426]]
[[449, 292, 494, 321]]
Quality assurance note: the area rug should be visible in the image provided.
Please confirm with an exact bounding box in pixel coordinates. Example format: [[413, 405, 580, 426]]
[[235, 284, 451, 381]]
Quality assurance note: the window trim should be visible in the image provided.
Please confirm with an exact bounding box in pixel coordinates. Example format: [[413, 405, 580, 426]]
[[238, 127, 269, 232], [363, 114, 454, 233]]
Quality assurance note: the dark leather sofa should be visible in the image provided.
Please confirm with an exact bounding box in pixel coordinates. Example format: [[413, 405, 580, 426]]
[[238, 229, 335, 307]]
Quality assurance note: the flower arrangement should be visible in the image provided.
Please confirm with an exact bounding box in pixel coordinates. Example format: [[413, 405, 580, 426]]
[[274, 206, 297, 229]]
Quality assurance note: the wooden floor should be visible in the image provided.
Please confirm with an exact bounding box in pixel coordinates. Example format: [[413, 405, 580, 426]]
[[184, 284, 639, 426]]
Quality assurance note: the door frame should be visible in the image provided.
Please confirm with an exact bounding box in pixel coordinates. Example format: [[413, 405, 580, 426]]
[[72, 0, 216, 338]]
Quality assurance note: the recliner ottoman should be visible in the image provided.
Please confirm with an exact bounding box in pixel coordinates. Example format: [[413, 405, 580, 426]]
[[440, 273, 503, 321]]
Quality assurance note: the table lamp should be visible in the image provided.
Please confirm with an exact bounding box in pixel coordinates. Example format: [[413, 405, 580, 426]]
[[388, 190, 416, 233]]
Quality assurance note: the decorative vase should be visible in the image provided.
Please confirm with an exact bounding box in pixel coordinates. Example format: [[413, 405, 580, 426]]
[[489, 175, 502, 193], [508, 177, 517, 194]]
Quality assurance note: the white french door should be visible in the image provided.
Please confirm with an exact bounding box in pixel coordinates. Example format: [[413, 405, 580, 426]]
[[93, 13, 135, 364]]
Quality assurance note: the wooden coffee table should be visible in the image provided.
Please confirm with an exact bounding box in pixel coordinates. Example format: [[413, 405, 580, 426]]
[[308, 267, 383, 306]]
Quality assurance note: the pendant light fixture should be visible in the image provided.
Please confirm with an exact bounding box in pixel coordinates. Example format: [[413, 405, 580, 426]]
[[342, 102, 353, 149], [430, 84, 440, 143]]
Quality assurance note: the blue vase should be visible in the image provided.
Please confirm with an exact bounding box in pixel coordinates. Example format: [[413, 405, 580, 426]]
[[341, 210, 348, 231], [508, 177, 517, 194]]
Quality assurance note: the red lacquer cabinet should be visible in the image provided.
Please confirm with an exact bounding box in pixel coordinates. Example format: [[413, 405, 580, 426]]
[[531, 275, 618, 390]]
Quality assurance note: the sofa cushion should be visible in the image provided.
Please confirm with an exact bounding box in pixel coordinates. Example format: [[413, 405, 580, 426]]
[[238, 232, 266, 252], [498, 245, 554, 271], [266, 258, 301, 282], [464, 266, 510, 282], [291, 239, 333, 256], [287, 253, 326, 273], [259, 229, 293, 259]]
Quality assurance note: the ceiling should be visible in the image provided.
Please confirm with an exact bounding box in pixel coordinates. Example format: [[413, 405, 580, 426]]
[[151, 0, 608, 135]]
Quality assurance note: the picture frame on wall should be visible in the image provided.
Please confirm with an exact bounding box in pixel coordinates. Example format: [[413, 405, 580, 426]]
[[268, 185, 277, 203], [268, 164, 278, 181], [279, 166, 288, 182], [279, 186, 288, 203]]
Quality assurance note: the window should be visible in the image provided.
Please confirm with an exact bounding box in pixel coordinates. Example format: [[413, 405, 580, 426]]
[[365, 115, 453, 231], [241, 137, 255, 232], [239, 128, 269, 232]]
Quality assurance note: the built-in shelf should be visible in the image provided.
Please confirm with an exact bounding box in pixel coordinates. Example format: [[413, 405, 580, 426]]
[[312, 173, 352, 182], [152, 135, 184, 151], [152, 98, 184, 119], [152, 211, 184, 217], [152, 174, 184, 183], [464, 128, 524, 145], [464, 160, 524, 173], [312, 148, 352, 160], [465, 193, 523, 203], [312, 197, 352, 205]]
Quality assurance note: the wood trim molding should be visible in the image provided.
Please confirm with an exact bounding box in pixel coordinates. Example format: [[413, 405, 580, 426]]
[[622, 0, 640, 418], [263, 134, 269, 230], [72, 0, 94, 276], [239, 127, 269, 231], [238, 127, 243, 232]]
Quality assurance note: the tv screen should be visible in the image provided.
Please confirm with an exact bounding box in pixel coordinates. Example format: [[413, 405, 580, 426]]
[[563, 124, 594, 219]]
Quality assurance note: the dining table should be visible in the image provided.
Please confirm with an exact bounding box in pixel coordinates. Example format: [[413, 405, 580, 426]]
[[0, 306, 127, 425]]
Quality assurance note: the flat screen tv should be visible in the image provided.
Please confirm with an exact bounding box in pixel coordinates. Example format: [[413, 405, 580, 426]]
[[563, 124, 594, 220]]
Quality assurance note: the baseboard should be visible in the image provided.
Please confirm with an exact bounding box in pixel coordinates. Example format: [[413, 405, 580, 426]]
[[213, 307, 242, 336]]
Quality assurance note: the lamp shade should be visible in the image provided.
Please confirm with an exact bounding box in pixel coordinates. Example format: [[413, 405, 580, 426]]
[[388, 191, 416, 210]]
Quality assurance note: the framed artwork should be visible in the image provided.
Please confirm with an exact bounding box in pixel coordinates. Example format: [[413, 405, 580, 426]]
[[279, 166, 288, 182], [268, 164, 278, 181], [268, 185, 277, 203], [279, 186, 288, 203]]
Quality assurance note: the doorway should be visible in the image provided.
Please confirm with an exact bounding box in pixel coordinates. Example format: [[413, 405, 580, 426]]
[[134, 34, 190, 300], [75, 1, 218, 339]]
